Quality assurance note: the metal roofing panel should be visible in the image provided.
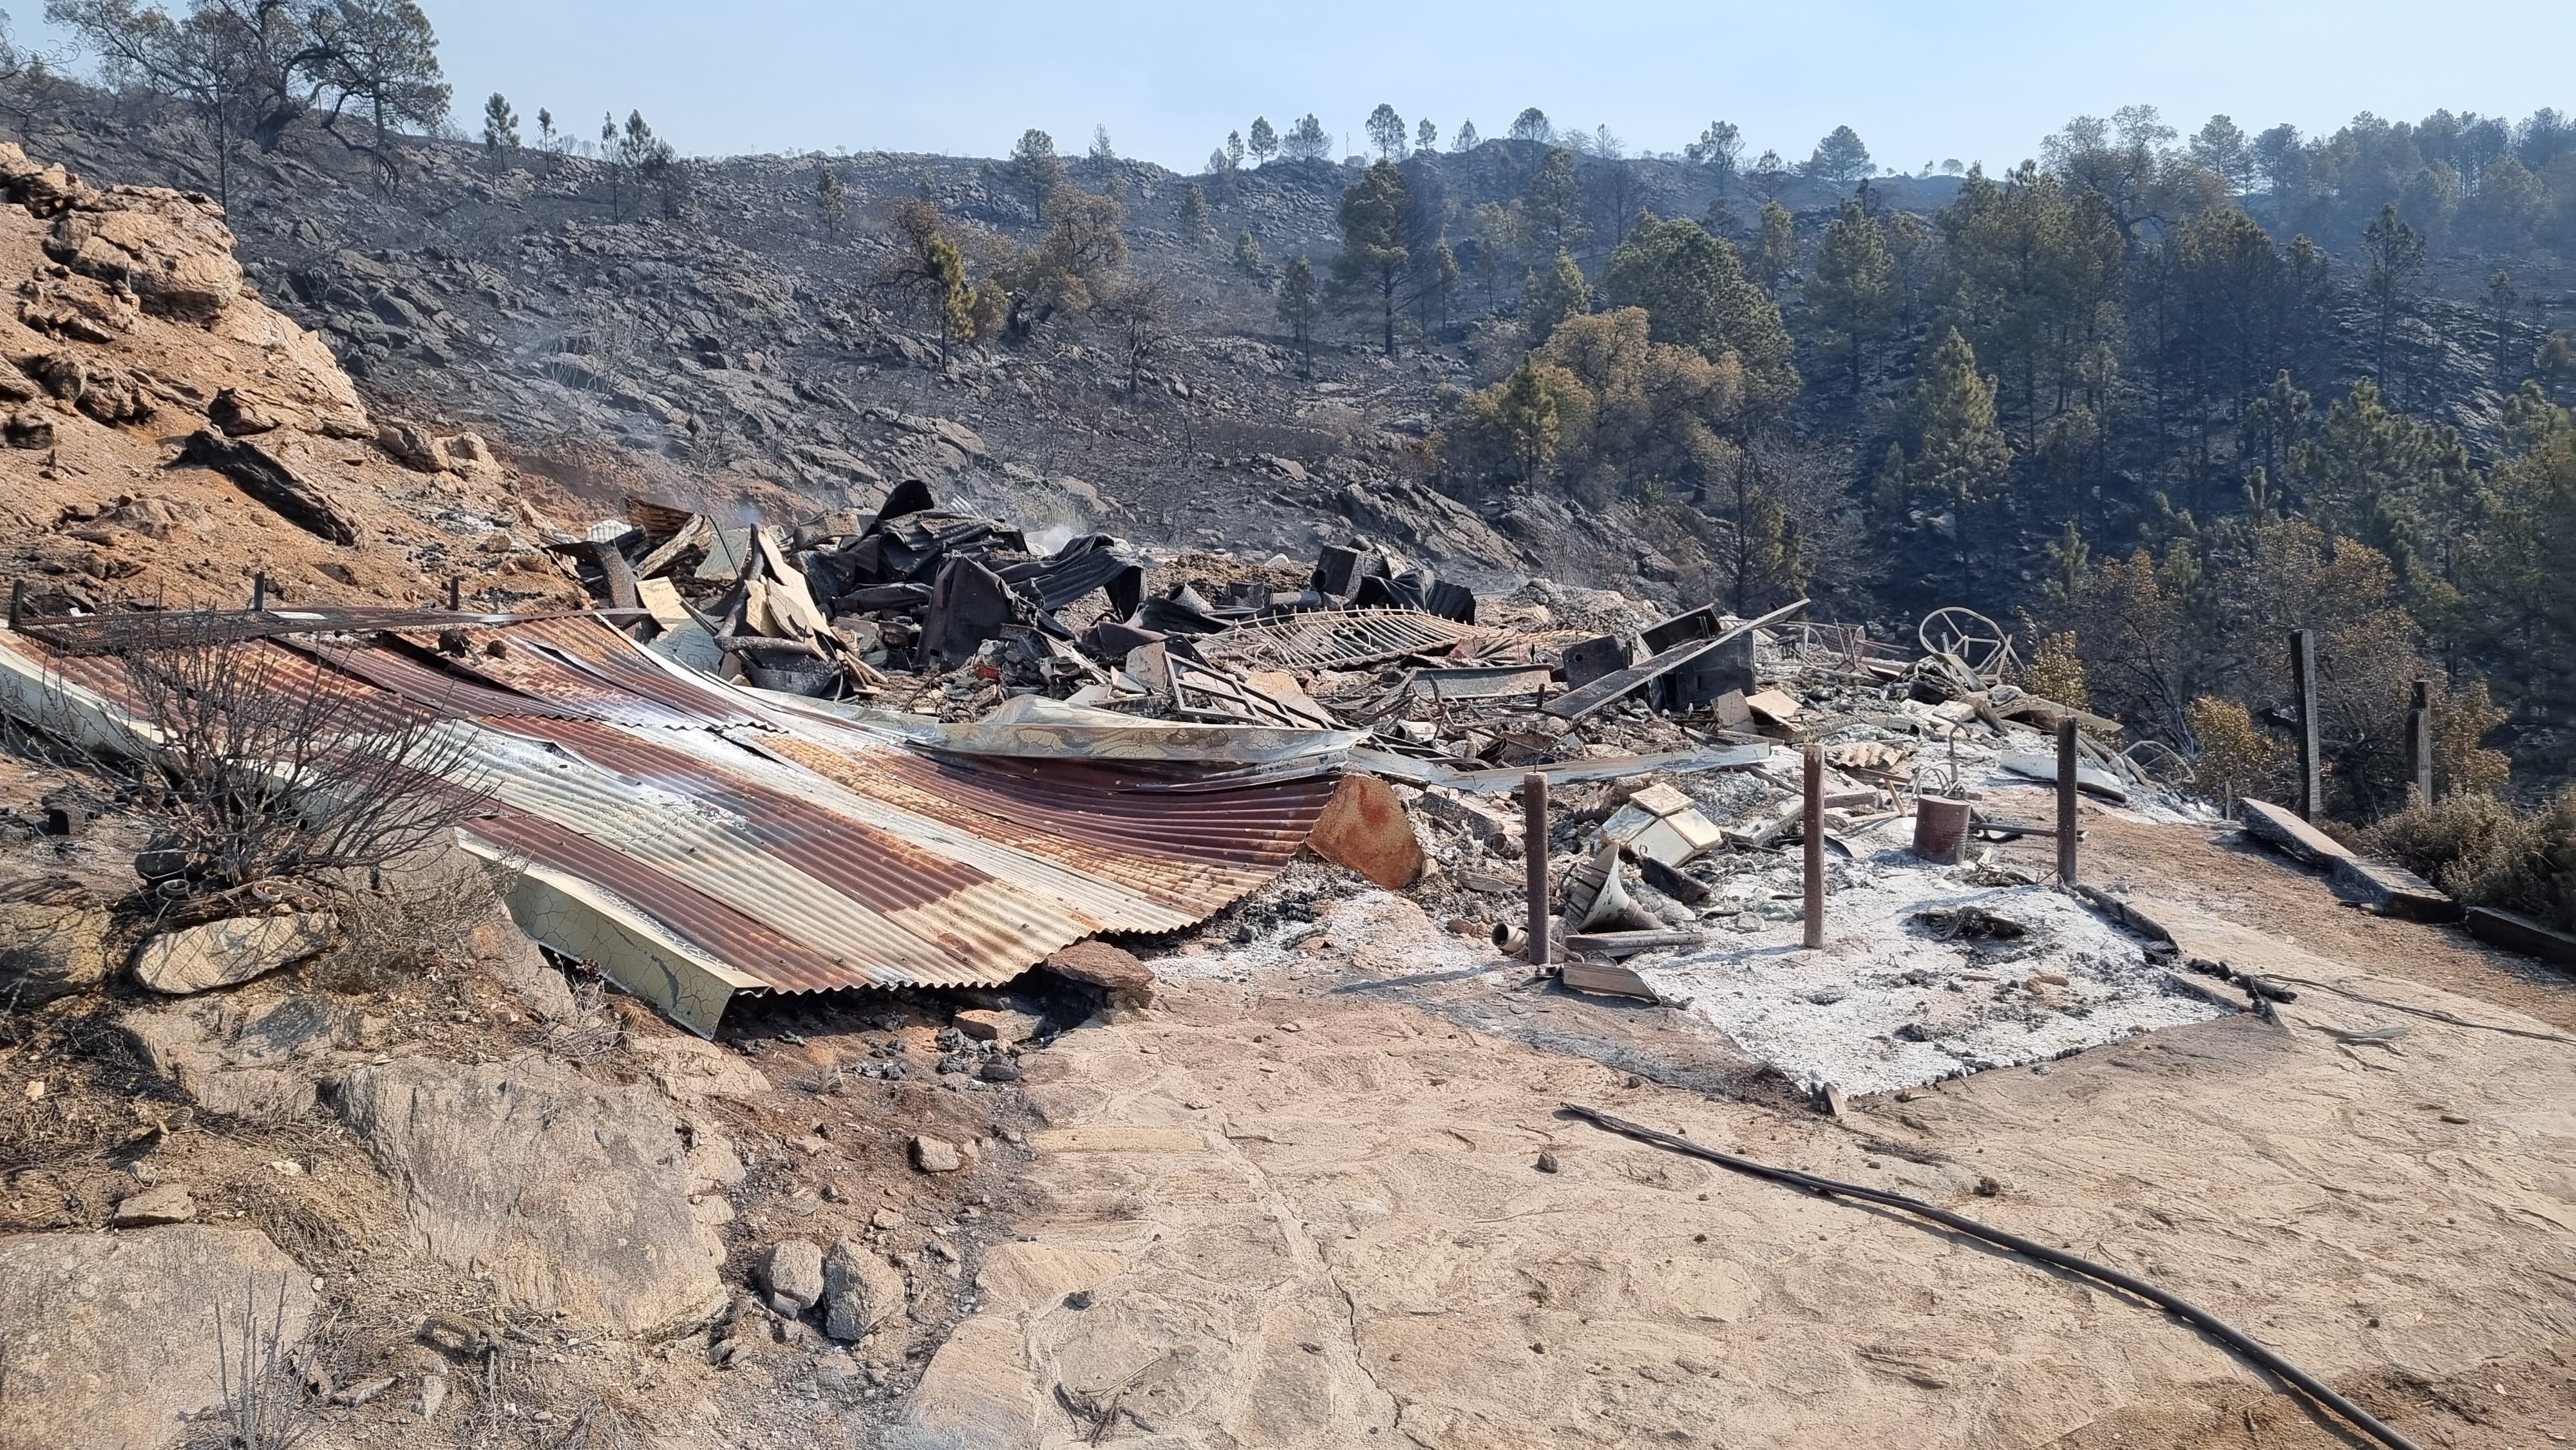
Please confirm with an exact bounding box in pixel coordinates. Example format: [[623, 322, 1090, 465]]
[[1196, 608, 1489, 670]]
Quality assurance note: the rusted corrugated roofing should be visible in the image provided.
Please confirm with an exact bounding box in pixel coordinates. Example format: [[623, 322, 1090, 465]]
[[0, 612, 1342, 1033]]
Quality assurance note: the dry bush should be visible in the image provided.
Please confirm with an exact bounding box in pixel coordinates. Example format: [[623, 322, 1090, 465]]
[[94, 617, 489, 899], [2183, 695, 2284, 809], [209, 1276, 312, 1450], [2016, 628, 2091, 708], [2367, 788, 2576, 929]]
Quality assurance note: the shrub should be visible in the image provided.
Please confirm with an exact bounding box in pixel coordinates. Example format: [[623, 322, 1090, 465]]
[[2366, 788, 2576, 929]]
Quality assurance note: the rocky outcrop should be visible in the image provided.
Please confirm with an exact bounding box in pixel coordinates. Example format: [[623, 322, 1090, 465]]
[[336, 1054, 728, 1335], [122, 987, 364, 1122], [0, 1224, 316, 1450]]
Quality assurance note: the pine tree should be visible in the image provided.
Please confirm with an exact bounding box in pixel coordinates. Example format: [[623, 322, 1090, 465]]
[[1329, 160, 1412, 355], [816, 165, 848, 234], [480, 92, 518, 162], [1276, 255, 1323, 378], [1225, 130, 1245, 171], [1803, 198, 1893, 394], [1088, 124, 1115, 166], [1409, 240, 1458, 334], [1007, 128, 1066, 214], [1522, 147, 1587, 257], [1283, 114, 1329, 162], [1452, 120, 1480, 153], [535, 108, 554, 152], [1599, 214, 1796, 411], [1233, 229, 1264, 275], [1365, 104, 1406, 162], [1415, 117, 1438, 154], [1804, 125, 1873, 187], [1247, 116, 1278, 165], [1524, 249, 1589, 344], [1909, 328, 2014, 585], [1492, 357, 1564, 482], [2362, 202, 2425, 399], [1751, 200, 1795, 295], [1177, 182, 1212, 240]]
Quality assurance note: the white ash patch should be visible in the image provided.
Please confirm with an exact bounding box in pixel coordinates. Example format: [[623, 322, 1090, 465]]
[[1635, 846, 2219, 1095]]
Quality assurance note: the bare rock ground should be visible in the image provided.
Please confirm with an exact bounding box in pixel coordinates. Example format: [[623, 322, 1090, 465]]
[[901, 816, 2576, 1449]]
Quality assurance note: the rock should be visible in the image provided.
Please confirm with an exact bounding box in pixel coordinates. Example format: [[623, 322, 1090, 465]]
[[110, 1182, 196, 1226], [979, 1058, 1023, 1084], [1041, 939, 1155, 1008], [174, 429, 363, 545], [2235, 798, 2353, 869], [953, 1008, 1041, 1045], [0, 1225, 316, 1450], [627, 1032, 770, 1103], [464, 917, 577, 1022], [207, 386, 283, 435], [3, 407, 53, 448], [0, 875, 113, 1007], [821, 1238, 907, 1342], [761, 1239, 826, 1317], [911, 1135, 964, 1173], [337, 1055, 730, 1335], [122, 991, 350, 1122], [44, 183, 245, 322], [418, 1367, 449, 1420], [131, 911, 339, 994], [330, 1375, 397, 1407], [2328, 855, 2460, 922], [375, 418, 453, 472]]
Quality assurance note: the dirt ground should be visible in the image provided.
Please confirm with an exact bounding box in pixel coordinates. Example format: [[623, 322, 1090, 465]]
[[896, 800, 2576, 1450]]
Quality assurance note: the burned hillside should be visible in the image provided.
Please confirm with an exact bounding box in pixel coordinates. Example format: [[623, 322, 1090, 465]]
[[1, 10, 2575, 1449]]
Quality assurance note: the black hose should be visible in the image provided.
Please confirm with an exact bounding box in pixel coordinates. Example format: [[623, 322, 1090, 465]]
[[1561, 1102, 2423, 1450]]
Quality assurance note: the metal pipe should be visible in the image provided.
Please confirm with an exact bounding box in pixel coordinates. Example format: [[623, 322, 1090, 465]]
[[2056, 715, 2079, 885], [1522, 771, 1549, 967], [1802, 744, 1824, 949], [1564, 1103, 2423, 1450]]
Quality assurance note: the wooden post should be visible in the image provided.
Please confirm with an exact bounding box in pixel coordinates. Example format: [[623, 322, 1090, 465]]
[[1522, 772, 1550, 968], [6, 578, 23, 630], [2056, 715, 2080, 885], [447, 576, 463, 612], [2289, 629, 2320, 821], [2408, 679, 2434, 806], [1803, 744, 1824, 950], [250, 572, 267, 611]]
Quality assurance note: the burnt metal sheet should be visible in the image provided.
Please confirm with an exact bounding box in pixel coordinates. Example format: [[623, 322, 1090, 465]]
[[1542, 599, 1808, 722], [13, 606, 643, 656], [414, 614, 768, 730], [1197, 608, 1487, 671], [1410, 666, 1553, 702]]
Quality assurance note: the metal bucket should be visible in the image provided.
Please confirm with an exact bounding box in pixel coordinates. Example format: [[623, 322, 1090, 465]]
[[1913, 795, 1972, 864], [744, 657, 838, 697]]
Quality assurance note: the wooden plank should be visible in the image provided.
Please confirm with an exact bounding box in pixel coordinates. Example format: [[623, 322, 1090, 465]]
[[2464, 906, 2576, 967]]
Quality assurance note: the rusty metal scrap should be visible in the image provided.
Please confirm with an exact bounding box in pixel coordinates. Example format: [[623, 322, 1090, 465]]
[[1194, 608, 1488, 671]]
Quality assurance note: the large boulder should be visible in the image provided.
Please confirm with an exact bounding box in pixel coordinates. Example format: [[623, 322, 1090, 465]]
[[131, 912, 338, 995], [122, 990, 360, 1123], [42, 184, 244, 323], [0, 875, 113, 1008], [0, 1224, 316, 1450], [336, 1055, 728, 1335]]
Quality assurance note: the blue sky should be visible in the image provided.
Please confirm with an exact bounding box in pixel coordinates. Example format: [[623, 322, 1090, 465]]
[[23, 1, 2576, 170]]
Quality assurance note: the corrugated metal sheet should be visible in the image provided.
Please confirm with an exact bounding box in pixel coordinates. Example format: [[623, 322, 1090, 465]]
[[0, 610, 1341, 1027], [1197, 608, 1489, 670]]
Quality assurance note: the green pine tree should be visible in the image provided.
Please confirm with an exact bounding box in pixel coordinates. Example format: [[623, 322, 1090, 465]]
[[1802, 198, 1893, 395], [1328, 161, 1412, 355], [1524, 249, 1589, 344]]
